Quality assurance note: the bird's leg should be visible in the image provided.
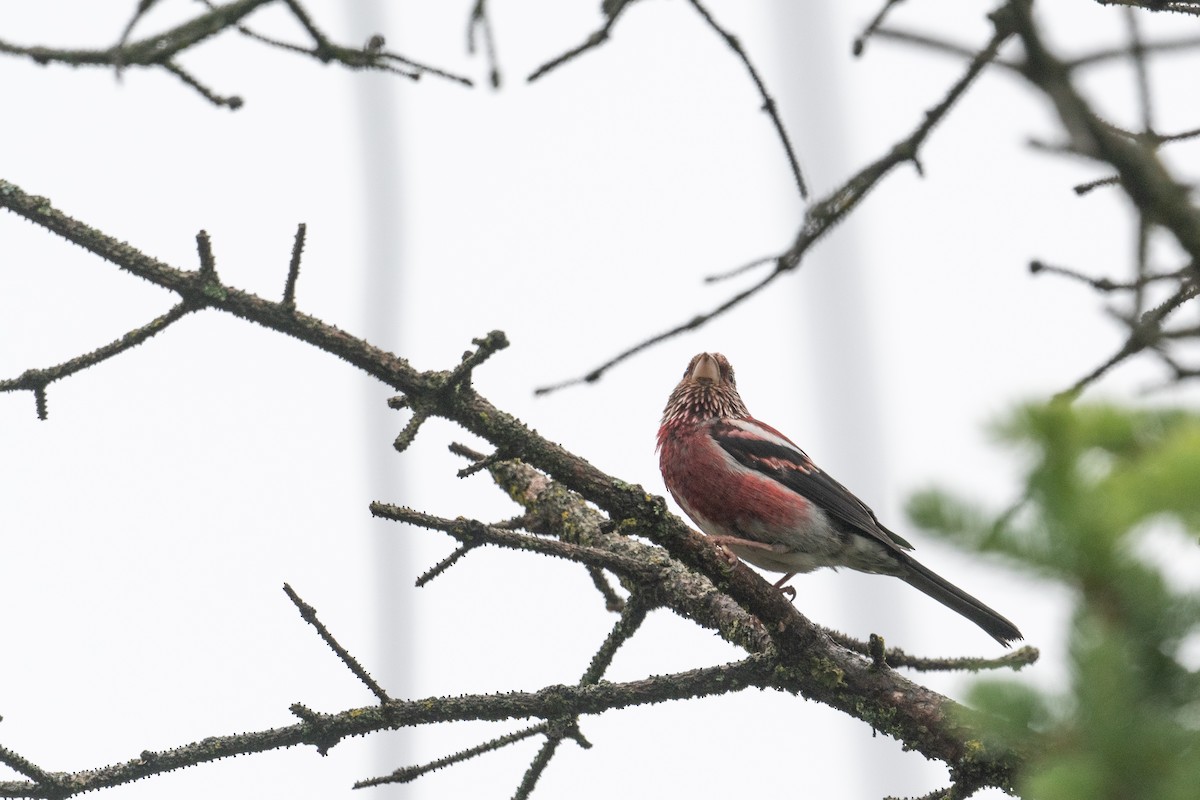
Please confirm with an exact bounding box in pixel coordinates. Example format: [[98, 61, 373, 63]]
[[705, 535, 789, 572], [706, 538, 742, 571], [773, 573, 797, 601], [707, 535, 790, 557], [705, 536, 799, 599]]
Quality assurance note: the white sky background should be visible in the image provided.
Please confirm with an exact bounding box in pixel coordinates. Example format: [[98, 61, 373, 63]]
[[3, 1, 1200, 798]]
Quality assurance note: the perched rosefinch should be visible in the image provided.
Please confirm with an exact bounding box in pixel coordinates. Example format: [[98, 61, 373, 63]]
[[657, 352, 1022, 646]]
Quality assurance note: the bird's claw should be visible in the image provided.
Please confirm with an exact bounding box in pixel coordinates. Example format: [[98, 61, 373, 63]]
[[714, 542, 740, 572]]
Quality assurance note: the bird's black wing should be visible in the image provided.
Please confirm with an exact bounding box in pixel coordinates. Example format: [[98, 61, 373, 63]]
[[712, 418, 914, 552]]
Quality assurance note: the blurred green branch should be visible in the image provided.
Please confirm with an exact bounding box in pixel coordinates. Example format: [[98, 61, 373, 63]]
[[909, 402, 1200, 799]]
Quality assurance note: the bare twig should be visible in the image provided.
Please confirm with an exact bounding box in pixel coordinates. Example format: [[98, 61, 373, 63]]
[[414, 543, 477, 587], [825, 630, 1041, 672], [1028, 259, 1188, 291], [1015, 4, 1200, 261], [874, 26, 1200, 73], [445, 331, 511, 391], [1093, 0, 1200, 17], [283, 583, 392, 704], [536, 7, 1016, 394], [468, 0, 502, 88], [0, 302, 194, 420], [1141, 124, 1200, 145], [529, 1, 806, 197], [587, 565, 627, 612], [355, 723, 547, 788], [162, 60, 244, 108], [282, 223, 306, 311], [115, 0, 167, 54], [1055, 280, 1200, 401], [196, 230, 217, 277], [371, 503, 661, 581], [0, 657, 776, 798], [703, 253, 779, 283], [1124, 8, 1155, 133], [1002, 1, 1200, 397], [392, 409, 429, 452], [581, 593, 652, 684], [872, 27, 1019, 71], [513, 736, 565, 800], [1, 0, 472, 109], [1074, 175, 1121, 195], [1069, 30, 1200, 68], [533, 263, 788, 395], [854, 0, 908, 56], [528, 2, 631, 82], [0, 744, 56, 787], [0, 0, 273, 107], [686, 0, 808, 199]]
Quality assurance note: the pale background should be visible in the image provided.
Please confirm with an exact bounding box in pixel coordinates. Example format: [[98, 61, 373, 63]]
[[3, 2, 1198, 798]]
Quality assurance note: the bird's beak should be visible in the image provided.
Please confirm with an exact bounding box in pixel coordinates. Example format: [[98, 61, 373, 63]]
[[690, 353, 721, 384]]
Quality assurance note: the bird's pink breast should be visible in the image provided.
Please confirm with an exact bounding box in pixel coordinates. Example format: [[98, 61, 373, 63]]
[[659, 423, 810, 541]]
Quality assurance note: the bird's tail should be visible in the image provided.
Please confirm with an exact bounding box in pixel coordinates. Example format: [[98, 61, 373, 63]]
[[897, 556, 1023, 646]]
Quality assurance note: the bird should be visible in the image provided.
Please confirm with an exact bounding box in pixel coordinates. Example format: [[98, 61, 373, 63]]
[[657, 352, 1022, 646]]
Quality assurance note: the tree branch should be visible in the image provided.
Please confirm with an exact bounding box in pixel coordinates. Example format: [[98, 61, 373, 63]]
[[0, 657, 775, 799], [0, 0, 470, 109], [685, 0, 808, 199], [0, 301, 194, 420], [536, 4, 1017, 394], [282, 583, 392, 704], [0, 170, 1031, 792]]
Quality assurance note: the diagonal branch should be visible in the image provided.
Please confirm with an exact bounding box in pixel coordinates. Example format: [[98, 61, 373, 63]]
[[0, 657, 775, 799], [372, 502, 664, 582], [0, 301, 194, 420], [536, 4, 1017, 394], [854, 0, 908, 56], [1013, 3, 1200, 262], [0, 0, 471, 110], [467, 0, 503, 88], [0, 745, 56, 787], [161, 60, 244, 108], [0, 0, 274, 67], [283, 583, 391, 704], [533, 261, 787, 395], [825, 630, 1041, 672], [0, 174, 1030, 792], [580, 593, 652, 685], [355, 723, 548, 789], [2, 0, 271, 108], [1054, 280, 1200, 401], [685, 0, 808, 199], [873, 26, 1200, 73], [527, 2, 631, 82], [1007, 2, 1200, 397]]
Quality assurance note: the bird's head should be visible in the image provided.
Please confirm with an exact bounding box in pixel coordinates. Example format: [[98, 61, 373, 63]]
[[660, 352, 749, 427]]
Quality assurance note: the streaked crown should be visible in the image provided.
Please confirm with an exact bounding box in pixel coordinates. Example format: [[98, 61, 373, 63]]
[[660, 352, 749, 426]]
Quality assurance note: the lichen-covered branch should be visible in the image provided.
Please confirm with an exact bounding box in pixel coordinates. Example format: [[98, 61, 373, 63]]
[[0, 173, 1030, 794], [0, 657, 775, 799]]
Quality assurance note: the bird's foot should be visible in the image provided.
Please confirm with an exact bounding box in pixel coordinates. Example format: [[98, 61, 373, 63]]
[[712, 542, 741, 572], [703, 536, 747, 572], [773, 573, 797, 601]]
